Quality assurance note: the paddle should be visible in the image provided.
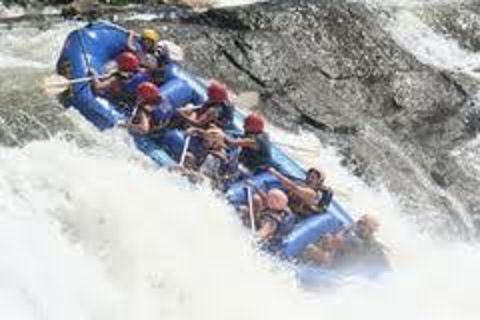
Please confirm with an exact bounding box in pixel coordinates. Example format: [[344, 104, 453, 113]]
[[246, 186, 256, 233], [42, 28, 107, 96], [179, 135, 192, 167], [41, 73, 112, 96]]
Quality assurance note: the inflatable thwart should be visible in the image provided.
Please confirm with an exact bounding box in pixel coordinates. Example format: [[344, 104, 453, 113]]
[[56, 21, 365, 265]]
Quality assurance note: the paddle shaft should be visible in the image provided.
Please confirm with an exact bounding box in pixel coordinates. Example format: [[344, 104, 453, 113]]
[[47, 75, 95, 87], [247, 187, 256, 233], [179, 135, 191, 167]]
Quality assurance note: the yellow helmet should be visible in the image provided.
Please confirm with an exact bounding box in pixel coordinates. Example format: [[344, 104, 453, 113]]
[[141, 29, 159, 43]]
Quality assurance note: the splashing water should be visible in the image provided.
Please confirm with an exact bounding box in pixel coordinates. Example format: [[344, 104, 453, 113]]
[[4, 106, 480, 320]]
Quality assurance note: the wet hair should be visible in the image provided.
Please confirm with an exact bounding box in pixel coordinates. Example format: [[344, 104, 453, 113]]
[[306, 168, 326, 188], [307, 168, 324, 180]]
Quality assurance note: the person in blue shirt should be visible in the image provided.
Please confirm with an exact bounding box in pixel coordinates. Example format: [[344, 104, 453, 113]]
[[180, 80, 235, 131], [123, 82, 174, 135], [90, 51, 151, 107]]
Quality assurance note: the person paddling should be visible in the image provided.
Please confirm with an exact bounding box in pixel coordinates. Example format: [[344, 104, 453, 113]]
[[225, 113, 272, 174], [180, 80, 235, 131], [268, 167, 333, 217], [123, 82, 174, 136], [128, 29, 160, 67], [90, 51, 150, 107], [127, 29, 179, 69], [184, 126, 234, 188]]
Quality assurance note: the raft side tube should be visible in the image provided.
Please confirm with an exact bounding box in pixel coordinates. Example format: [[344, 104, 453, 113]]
[[133, 134, 177, 167], [281, 213, 346, 258]]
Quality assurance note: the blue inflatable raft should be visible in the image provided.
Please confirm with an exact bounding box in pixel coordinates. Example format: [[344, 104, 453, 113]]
[[55, 21, 364, 263]]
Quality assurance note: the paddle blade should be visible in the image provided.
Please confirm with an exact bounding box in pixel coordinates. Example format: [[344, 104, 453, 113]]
[[41, 74, 96, 96], [41, 74, 72, 96], [232, 91, 260, 112]]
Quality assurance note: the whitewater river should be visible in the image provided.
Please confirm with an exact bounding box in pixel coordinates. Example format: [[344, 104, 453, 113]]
[[1, 2, 480, 320]]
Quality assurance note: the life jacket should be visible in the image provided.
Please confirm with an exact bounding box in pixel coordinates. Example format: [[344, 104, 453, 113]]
[[288, 187, 333, 217], [120, 71, 151, 96], [260, 209, 297, 252], [150, 99, 174, 129], [238, 132, 272, 172], [108, 71, 151, 105], [196, 100, 234, 130]]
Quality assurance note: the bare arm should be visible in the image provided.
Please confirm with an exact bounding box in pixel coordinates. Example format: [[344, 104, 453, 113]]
[[91, 71, 117, 94], [194, 109, 216, 127], [180, 108, 216, 128], [124, 109, 151, 134], [268, 168, 318, 205], [224, 135, 257, 149], [209, 150, 228, 162]]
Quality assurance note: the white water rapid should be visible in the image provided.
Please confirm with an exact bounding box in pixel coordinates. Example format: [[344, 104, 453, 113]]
[[1, 4, 480, 320]]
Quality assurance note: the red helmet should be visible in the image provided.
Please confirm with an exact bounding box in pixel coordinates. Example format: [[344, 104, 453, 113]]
[[137, 82, 160, 104], [244, 113, 265, 133], [116, 51, 140, 72], [207, 80, 228, 102]]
